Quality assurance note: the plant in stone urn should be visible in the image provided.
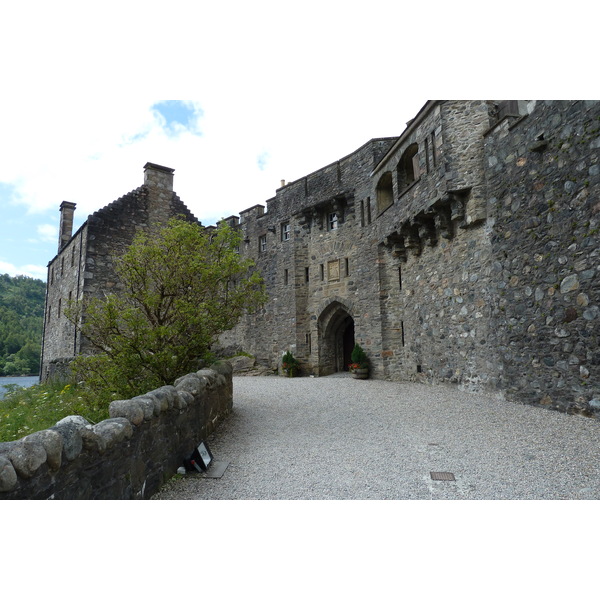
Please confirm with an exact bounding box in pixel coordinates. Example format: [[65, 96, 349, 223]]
[[349, 344, 369, 379], [281, 351, 299, 377]]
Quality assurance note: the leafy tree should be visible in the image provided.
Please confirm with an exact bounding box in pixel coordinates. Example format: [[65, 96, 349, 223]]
[[0, 274, 45, 376], [66, 218, 267, 397]]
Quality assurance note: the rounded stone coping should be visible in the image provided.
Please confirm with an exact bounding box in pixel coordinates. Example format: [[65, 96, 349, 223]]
[[0, 363, 232, 494]]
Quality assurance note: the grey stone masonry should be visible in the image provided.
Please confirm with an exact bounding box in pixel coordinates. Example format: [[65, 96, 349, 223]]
[[41, 101, 600, 419], [217, 100, 600, 417], [485, 100, 600, 415]]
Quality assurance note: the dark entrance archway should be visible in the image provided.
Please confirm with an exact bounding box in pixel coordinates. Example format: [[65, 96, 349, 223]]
[[317, 301, 355, 375]]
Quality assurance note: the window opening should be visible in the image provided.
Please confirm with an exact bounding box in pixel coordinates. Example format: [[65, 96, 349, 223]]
[[328, 212, 338, 230], [284, 269, 289, 285], [376, 172, 394, 214], [259, 234, 267, 253], [397, 143, 419, 193], [281, 222, 290, 241], [345, 258, 349, 277], [401, 321, 405, 347], [320, 264, 324, 281], [399, 266, 402, 291], [305, 267, 310, 282], [306, 332, 312, 354]]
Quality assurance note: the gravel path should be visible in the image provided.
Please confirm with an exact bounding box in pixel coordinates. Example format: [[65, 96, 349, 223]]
[[152, 374, 600, 500]]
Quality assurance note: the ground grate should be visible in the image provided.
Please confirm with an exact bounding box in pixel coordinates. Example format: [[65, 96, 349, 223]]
[[430, 471, 456, 481]]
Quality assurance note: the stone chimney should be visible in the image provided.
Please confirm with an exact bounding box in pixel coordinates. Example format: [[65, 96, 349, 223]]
[[143, 162, 176, 225], [143, 162, 174, 192], [58, 201, 77, 252]]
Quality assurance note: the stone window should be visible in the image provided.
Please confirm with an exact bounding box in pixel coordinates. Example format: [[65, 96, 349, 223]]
[[259, 234, 267, 253], [306, 332, 312, 354], [328, 212, 338, 231], [376, 172, 394, 214], [344, 258, 349, 277], [284, 269, 289, 285], [281, 222, 290, 241], [305, 267, 310, 282], [71, 246, 75, 268], [58, 298, 62, 319], [397, 143, 419, 194], [320, 264, 324, 281]]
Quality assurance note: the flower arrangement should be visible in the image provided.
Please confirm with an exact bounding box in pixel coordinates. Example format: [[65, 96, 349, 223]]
[[349, 343, 369, 371], [281, 350, 299, 377]]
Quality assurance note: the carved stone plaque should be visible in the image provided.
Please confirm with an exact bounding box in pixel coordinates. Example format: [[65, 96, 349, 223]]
[[328, 260, 340, 282]]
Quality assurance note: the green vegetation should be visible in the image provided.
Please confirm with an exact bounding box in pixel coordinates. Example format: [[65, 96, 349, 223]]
[[66, 218, 267, 398], [0, 381, 112, 443], [281, 351, 299, 376], [350, 344, 369, 369], [0, 274, 45, 376]]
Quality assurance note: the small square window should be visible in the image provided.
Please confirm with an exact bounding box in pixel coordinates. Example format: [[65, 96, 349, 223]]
[[259, 235, 267, 253], [281, 222, 290, 241], [328, 213, 338, 230]]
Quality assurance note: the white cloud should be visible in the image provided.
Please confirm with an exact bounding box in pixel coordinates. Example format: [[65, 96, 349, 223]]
[[1, 1, 587, 240], [0, 261, 47, 280], [35, 224, 58, 243]]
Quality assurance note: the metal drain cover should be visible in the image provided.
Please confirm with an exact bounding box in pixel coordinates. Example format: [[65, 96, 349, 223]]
[[430, 471, 455, 481]]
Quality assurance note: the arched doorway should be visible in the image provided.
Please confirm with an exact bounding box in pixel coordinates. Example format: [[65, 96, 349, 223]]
[[317, 301, 355, 375]]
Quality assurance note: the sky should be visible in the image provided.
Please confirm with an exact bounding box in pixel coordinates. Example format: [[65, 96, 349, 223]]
[[1, 1, 594, 282]]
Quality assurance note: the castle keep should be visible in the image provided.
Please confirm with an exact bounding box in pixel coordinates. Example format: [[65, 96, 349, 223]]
[[42, 101, 600, 416]]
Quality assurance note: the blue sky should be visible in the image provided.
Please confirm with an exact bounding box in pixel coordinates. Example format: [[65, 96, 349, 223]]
[[0, 1, 591, 282]]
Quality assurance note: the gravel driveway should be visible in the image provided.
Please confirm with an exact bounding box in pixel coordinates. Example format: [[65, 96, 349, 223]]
[[152, 374, 600, 500]]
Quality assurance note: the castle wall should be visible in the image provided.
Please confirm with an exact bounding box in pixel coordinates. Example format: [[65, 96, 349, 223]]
[[485, 100, 600, 414], [0, 362, 232, 500], [41, 225, 87, 381]]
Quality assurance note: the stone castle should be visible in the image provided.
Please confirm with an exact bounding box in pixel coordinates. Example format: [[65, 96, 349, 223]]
[[41, 100, 600, 416]]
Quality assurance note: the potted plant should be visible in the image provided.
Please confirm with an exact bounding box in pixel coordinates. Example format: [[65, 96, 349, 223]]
[[281, 351, 299, 377], [349, 343, 369, 379]]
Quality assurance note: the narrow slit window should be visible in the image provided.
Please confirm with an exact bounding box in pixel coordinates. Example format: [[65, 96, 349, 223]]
[[401, 321, 405, 347], [284, 269, 289, 285], [399, 266, 402, 291], [305, 267, 310, 282], [345, 258, 349, 277], [320, 264, 324, 281]]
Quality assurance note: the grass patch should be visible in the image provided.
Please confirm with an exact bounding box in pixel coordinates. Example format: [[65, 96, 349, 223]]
[[0, 381, 117, 443]]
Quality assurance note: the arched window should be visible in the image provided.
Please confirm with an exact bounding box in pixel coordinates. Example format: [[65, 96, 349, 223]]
[[397, 143, 419, 193], [376, 172, 394, 214]]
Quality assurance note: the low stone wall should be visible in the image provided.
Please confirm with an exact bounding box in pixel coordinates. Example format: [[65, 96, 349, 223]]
[[0, 361, 233, 500]]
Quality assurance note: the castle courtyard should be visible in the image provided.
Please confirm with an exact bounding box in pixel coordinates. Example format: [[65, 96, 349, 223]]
[[152, 376, 600, 500]]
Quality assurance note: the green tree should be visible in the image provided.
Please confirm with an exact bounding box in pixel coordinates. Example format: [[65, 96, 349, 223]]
[[0, 274, 45, 376], [66, 218, 267, 397]]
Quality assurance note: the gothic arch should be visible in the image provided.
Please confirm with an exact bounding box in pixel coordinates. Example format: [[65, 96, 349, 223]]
[[317, 299, 355, 375]]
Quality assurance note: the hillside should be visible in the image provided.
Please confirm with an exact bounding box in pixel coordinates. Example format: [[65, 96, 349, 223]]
[[0, 274, 45, 376]]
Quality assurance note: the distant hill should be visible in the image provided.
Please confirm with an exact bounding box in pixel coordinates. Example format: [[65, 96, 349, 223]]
[[0, 274, 45, 376]]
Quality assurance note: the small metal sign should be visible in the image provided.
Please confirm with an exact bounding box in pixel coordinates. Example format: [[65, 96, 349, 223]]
[[184, 441, 214, 473]]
